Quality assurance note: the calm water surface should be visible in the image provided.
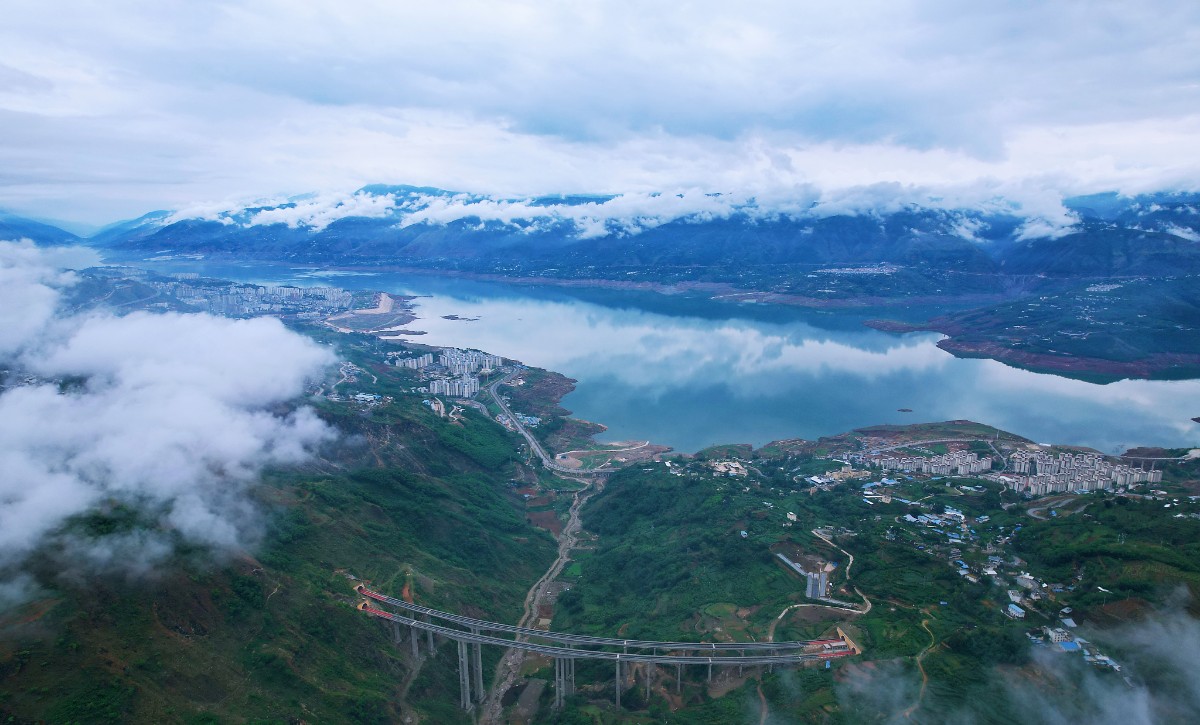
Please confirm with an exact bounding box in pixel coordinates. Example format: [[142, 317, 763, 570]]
[[159, 262, 1200, 454]]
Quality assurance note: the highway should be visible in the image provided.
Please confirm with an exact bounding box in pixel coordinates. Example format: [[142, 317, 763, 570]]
[[358, 585, 835, 653], [486, 369, 601, 476], [360, 602, 851, 664]]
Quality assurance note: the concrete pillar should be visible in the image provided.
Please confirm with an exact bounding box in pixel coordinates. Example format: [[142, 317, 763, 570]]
[[410, 624, 420, 658], [567, 644, 575, 696], [554, 658, 565, 710], [553, 658, 560, 709], [615, 659, 622, 709], [470, 627, 484, 703], [676, 663, 682, 693], [473, 642, 484, 702], [392, 621, 402, 644], [457, 640, 472, 711], [424, 614, 434, 652]]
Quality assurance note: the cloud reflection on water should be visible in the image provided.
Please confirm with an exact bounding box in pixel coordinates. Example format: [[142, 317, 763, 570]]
[[380, 286, 1199, 453]]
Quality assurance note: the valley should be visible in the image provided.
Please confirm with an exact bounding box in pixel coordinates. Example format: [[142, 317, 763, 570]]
[[3, 263, 1197, 723], [5, 6, 1200, 723]]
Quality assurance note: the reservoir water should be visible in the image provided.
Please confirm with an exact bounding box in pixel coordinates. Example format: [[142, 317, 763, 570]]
[[155, 262, 1200, 454]]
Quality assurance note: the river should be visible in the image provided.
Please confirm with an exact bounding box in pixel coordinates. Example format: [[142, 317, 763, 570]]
[[144, 261, 1200, 454]]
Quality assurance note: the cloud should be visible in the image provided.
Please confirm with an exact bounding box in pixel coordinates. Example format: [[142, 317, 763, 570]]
[[379, 293, 952, 391], [834, 659, 923, 723], [0, 239, 100, 355], [395, 190, 749, 237], [0, 2, 1198, 225], [999, 602, 1200, 724], [244, 191, 398, 231], [0, 240, 335, 607], [830, 594, 1200, 723], [167, 182, 1085, 241]]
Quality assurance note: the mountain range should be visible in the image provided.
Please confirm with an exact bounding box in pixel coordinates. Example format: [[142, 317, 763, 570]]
[[4, 188, 1198, 289]]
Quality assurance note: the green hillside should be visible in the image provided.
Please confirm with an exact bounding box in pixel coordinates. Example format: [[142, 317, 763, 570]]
[[0, 344, 557, 724], [547, 435, 1200, 723]]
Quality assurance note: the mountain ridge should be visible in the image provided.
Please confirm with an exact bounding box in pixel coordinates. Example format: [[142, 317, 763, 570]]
[[80, 187, 1200, 290]]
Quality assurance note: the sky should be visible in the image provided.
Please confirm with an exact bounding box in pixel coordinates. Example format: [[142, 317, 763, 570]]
[[1, 1, 1199, 229]]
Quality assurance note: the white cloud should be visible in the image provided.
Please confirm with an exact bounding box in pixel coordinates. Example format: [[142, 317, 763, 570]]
[[0, 240, 86, 355], [245, 191, 398, 231], [164, 182, 1085, 241], [0, 2, 1197, 225], [394, 190, 747, 237], [0, 241, 335, 603], [1159, 224, 1200, 242]]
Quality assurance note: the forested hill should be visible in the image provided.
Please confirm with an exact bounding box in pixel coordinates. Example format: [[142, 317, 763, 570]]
[[0, 332, 557, 725]]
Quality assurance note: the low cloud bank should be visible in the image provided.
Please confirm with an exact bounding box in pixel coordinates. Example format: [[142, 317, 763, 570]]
[[168, 182, 1085, 241], [0, 240, 335, 608]]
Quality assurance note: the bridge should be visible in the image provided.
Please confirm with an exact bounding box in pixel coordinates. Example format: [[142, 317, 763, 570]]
[[356, 585, 856, 712]]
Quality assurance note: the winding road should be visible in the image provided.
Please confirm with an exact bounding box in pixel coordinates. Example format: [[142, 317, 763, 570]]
[[487, 370, 603, 476], [811, 528, 855, 581], [480, 475, 597, 724]]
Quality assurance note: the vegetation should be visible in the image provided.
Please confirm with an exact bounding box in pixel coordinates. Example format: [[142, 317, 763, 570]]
[[0, 342, 556, 724], [543, 433, 1200, 723], [896, 275, 1200, 379]]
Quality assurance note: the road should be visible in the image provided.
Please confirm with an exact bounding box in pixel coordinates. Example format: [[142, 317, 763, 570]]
[[987, 440, 1008, 471], [1120, 449, 1200, 461], [481, 479, 596, 724], [900, 617, 938, 720], [487, 370, 602, 476], [870, 438, 983, 453], [812, 529, 855, 582], [477, 370, 609, 721]]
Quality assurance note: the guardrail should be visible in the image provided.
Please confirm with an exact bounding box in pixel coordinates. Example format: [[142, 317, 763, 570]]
[[356, 585, 853, 712]]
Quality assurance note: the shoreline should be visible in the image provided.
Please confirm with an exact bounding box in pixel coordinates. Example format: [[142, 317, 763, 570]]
[[865, 318, 1200, 381]]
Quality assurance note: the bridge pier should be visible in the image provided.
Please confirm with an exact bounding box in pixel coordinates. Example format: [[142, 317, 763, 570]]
[[559, 658, 564, 708], [551, 656, 575, 708], [357, 585, 857, 714], [471, 634, 484, 703], [567, 643, 575, 696], [554, 657, 565, 709], [457, 639, 473, 711], [615, 659, 622, 709]]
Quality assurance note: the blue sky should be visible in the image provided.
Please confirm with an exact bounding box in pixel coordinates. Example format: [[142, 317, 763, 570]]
[[1, 1, 1198, 228]]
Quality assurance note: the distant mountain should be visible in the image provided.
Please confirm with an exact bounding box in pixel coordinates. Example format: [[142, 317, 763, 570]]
[[90, 187, 1200, 294], [0, 211, 79, 245], [87, 209, 174, 247]]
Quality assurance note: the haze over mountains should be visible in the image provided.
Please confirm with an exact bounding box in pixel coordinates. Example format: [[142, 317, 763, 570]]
[[8, 187, 1197, 289]]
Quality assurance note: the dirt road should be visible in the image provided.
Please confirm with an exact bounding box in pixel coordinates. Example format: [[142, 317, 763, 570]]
[[480, 477, 598, 724], [812, 528, 855, 581], [900, 617, 937, 720]]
